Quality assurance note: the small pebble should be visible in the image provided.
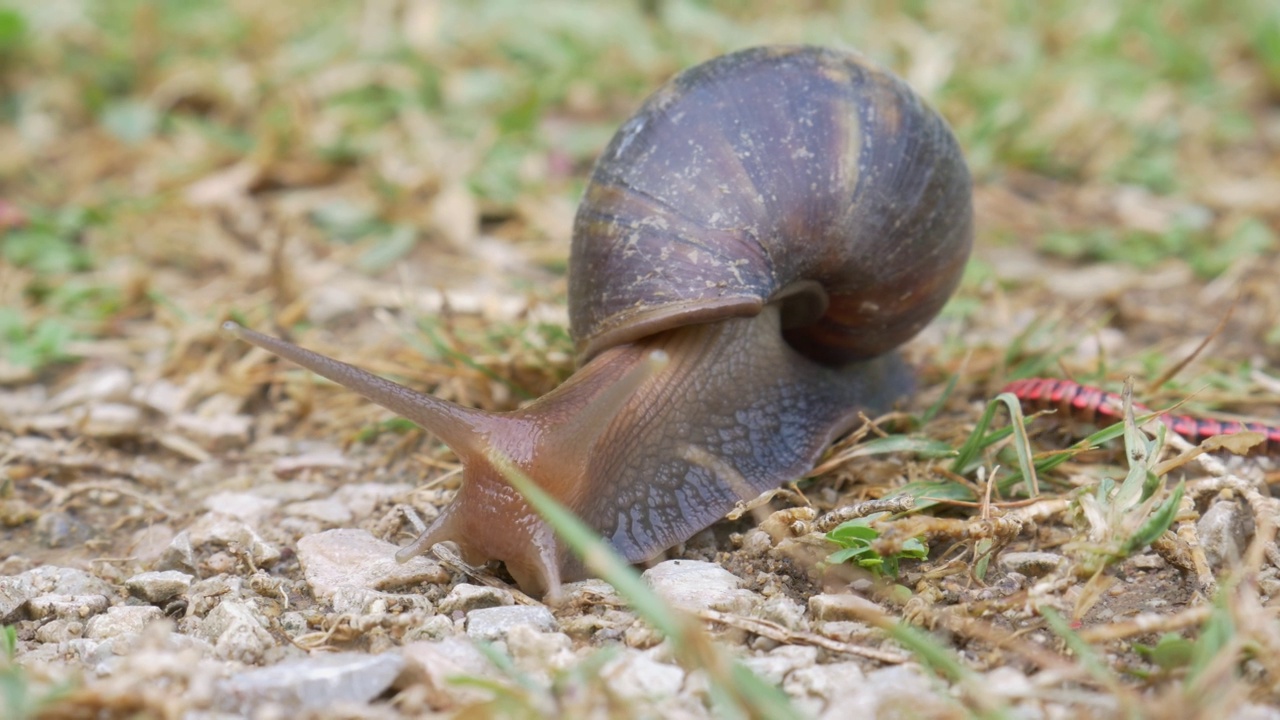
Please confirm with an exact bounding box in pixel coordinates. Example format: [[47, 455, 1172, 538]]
[[215, 651, 404, 714], [641, 560, 759, 614], [126, 571, 195, 603], [84, 606, 166, 640], [465, 605, 557, 642]]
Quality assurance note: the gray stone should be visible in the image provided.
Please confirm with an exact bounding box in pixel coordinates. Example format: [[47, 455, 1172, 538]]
[[506, 625, 575, 677], [999, 551, 1067, 577], [601, 650, 686, 703], [1198, 499, 1254, 572], [283, 498, 352, 524], [0, 566, 114, 623], [333, 482, 413, 517], [49, 365, 132, 408], [34, 618, 85, 643], [215, 652, 405, 713], [1233, 703, 1280, 720], [296, 529, 449, 606], [271, 450, 355, 478], [757, 595, 807, 631], [466, 605, 557, 642], [84, 606, 166, 640], [171, 411, 253, 452], [200, 600, 274, 663], [784, 661, 868, 717], [34, 511, 94, 548], [125, 570, 195, 603], [402, 638, 501, 709], [741, 644, 818, 685], [26, 594, 109, 621], [78, 403, 144, 438], [186, 514, 280, 566], [403, 614, 457, 643], [438, 583, 514, 615], [159, 530, 197, 572], [836, 665, 946, 719], [641, 560, 759, 615], [808, 593, 881, 623], [14, 638, 102, 667], [202, 492, 280, 522]]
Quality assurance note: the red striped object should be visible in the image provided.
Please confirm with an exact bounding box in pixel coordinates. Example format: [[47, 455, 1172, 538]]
[[1001, 377, 1279, 455]]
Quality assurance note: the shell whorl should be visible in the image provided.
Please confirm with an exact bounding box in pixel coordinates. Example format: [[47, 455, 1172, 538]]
[[569, 45, 973, 365]]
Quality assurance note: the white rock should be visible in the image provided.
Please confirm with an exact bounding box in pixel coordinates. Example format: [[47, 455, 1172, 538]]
[[758, 595, 807, 631], [438, 583, 514, 615], [129, 524, 177, 563], [215, 651, 404, 713], [271, 450, 355, 478], [171, 412, 253, 451], [742, 644, 818, 685], [77, 403, 144, 438], [506, 625, 575, 678], [26, 594, 110, 621], [333, 482, 414, 517], [466, 605, 557, 642], [784, 661, 867, 717], [0, 566, 114, 623], [49, 366, 133, 408], [35, 618, 85, 643], [602, 650, 686, 703], [808, 593, 882, 622], [201, 600, 274, 664], [283, 498, 353, 524], [84, 606, 166, 640], [999, 552, 1067, 577], [131, 378, 188, 415], [983, 665, 1034, 701], [812, 664, 947, 720], [641, 560, 758, 615], [202, 492, 280, 522], [159, 530, 196, 572], [296, 529, 449, 605], [125, 570, 195, 603], [402, 638, 502, 709], [1198, 500, 1253, 572], [185, 514, 281, 566]]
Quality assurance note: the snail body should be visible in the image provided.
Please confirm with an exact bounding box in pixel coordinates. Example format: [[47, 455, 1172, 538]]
[[226, 46, 972, 596]]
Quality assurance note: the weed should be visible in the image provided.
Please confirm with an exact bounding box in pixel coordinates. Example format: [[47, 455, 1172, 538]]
[[825, 515, 928, 578], [0, 625, 76, 720], [487, 447, 801, 720]]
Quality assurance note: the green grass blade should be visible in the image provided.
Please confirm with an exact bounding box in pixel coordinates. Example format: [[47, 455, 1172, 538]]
[[485, 450, 802, 720]]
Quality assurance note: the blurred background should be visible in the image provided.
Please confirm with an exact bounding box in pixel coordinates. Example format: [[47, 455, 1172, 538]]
[[1, 0, 1278, 402]]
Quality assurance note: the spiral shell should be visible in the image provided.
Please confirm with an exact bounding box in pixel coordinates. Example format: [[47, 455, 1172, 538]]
[[570, 45, 972, 365]]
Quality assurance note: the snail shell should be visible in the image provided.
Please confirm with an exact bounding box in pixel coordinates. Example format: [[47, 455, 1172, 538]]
[[225, 45, 972, 596], [572, 45, 971, 365]]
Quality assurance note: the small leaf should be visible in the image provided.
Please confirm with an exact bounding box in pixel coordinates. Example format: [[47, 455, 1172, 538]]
[[1120, 481, 1184, 557], [827, 545, 875, 564], [827, 520, 879, 544], [844, 435, 957, 459], [356, 224, 419, 273], [1201, 431, 1264, 455], [1149, 633, 1194, 671], [101, 100, 160, 144]]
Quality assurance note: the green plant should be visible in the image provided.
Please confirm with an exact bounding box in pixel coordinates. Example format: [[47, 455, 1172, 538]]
[[0, 309, 78, 370], [825, 515, 928, 578], [0, 625, 76, 720], [1070, 382, 1185, 573], [487, 448, 801, 720]]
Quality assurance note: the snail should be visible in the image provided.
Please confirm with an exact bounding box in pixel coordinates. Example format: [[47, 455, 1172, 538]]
[[224, 45, 972, 596]]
